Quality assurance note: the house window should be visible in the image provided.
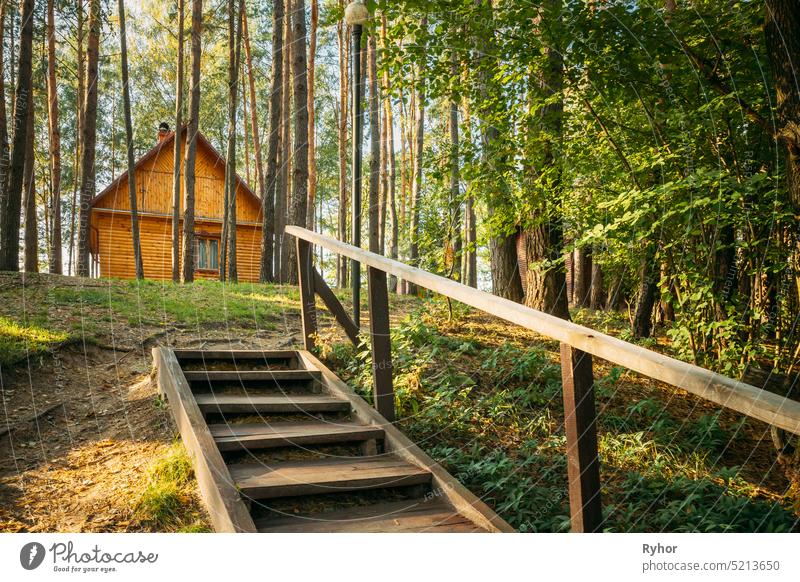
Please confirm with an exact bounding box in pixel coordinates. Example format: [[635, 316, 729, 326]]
[[195, 237, 219, 271]]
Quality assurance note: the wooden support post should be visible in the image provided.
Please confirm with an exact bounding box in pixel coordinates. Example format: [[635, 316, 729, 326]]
[[367, 265, 395, 422], [313, 268, 361, 346], [560, 343, 602, 533], [296, 238, 318, 351]]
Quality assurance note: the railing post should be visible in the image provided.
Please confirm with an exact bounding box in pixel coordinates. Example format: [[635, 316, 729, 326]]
[[367, 265, 395, 422], [296, 238, 318, 351], [560, 343, 603, 533]]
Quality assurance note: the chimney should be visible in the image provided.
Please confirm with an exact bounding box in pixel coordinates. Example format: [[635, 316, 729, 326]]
[[158, 122, 170, 143]]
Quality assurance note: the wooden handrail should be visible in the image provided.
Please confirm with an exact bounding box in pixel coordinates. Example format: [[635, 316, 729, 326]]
[[286, 225, 800, 436]]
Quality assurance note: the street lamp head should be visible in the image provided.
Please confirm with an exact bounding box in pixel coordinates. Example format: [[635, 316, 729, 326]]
[[344, 0, 369, 26]]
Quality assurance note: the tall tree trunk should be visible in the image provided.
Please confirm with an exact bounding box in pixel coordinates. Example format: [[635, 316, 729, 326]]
[[222, 0, 243, 282], [172, 0, 184, 282], [378, 44, 388, 256], [449, 55, 461, 281], [118, 0, 144, 280], [260, 0, 283, 282], [242, 69, 250, 185], [765, 1, 800, 349], [276, 11, 292, 282], [286, 0, 308, 285], [46, 0, 62, 274], [476, 4, 523, 302], [590, 245, 605, 309], [632, 244, 657, 338], [765, 1, 800, 208], [182, 0, 203, 283], [462, 99, 477, 288], [368, 31, 380, 254], [0, 1, 8, 232], [522, 1, 569, 319], [381, 15, 397, 287], [243, 9, 264, 231], [408, 23, 427, 295], [573, 246, 591, 308], [68, 0, 85, 276], [305, 0, 318, 230], [76, 0, 99, 276], [0, 0, 33, 271], [22, 96, 35, 272], [336, 8, 348, 287]]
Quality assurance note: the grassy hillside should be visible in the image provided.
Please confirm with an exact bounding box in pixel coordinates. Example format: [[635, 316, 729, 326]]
[[1, 273, 797, 532]]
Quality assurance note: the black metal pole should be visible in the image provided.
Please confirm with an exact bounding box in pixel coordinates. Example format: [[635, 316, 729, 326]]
[[351, 23, 364, 327]]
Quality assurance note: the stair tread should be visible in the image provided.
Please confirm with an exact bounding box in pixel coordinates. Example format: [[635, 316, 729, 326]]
[[183, 370, 321, 381], [195, 394, 349, 413], [229, 455, 431, 499], [256, 499, 484, 533], [210, 420, 382, 439]]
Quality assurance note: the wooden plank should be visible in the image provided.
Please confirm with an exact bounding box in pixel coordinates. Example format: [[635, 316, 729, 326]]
[[297, 350, 515, 533], [367, 266, 395, 422], [182, 370, 321, 382], [194, 394, 349, 414], [256, 499, 484, 533], [174, 349, 300, 361], [560, 344, 603, 533], [296, 238, 318, 351], [209, 421, 384, 451], [286, 226, 800, 436], [313, 268, 361, 346], [151, 347, 256, 532], [228, 455, 431, 499]]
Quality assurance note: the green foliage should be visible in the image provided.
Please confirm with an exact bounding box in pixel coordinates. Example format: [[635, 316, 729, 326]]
[[327, 301, 799, 532]]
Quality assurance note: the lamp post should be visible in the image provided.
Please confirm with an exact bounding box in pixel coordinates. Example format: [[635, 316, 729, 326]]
[[345, 0, 369, 327]]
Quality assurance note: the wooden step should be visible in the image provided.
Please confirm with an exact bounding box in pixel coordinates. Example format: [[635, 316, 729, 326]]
[[174, 349, 300, 361], [182, 370, 321, 383], [229, 455, 431, 500], [255, 500, 484, 533], [210, 421, 383, 452], [195, 394, 350, 415]]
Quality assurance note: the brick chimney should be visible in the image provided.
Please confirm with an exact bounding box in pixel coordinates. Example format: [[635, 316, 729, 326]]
[[157, 122, 170, 143]]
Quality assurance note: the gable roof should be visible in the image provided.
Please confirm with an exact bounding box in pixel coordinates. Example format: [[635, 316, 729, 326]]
[[89, 126, 261, 209]]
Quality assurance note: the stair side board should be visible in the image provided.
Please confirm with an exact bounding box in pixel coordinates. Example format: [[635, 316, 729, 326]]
[[152, 347, 257, 533], [297, 350, 515, 533]]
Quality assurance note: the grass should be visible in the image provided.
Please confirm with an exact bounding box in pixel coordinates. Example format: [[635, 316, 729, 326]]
[[323, 297, 800, 533], [0, 275, 309, 367], [0, 316, 71, 368], [133, 442, 211, 532]]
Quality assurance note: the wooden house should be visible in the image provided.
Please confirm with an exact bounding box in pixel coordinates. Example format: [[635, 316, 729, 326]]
[[88, 125, 263, 281]]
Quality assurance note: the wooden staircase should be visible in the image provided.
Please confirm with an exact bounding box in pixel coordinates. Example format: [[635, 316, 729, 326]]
[[153, 347, 513, 533]]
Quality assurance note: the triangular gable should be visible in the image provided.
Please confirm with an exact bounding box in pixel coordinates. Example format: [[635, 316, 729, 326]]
[[89, 126, 261, 209]]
